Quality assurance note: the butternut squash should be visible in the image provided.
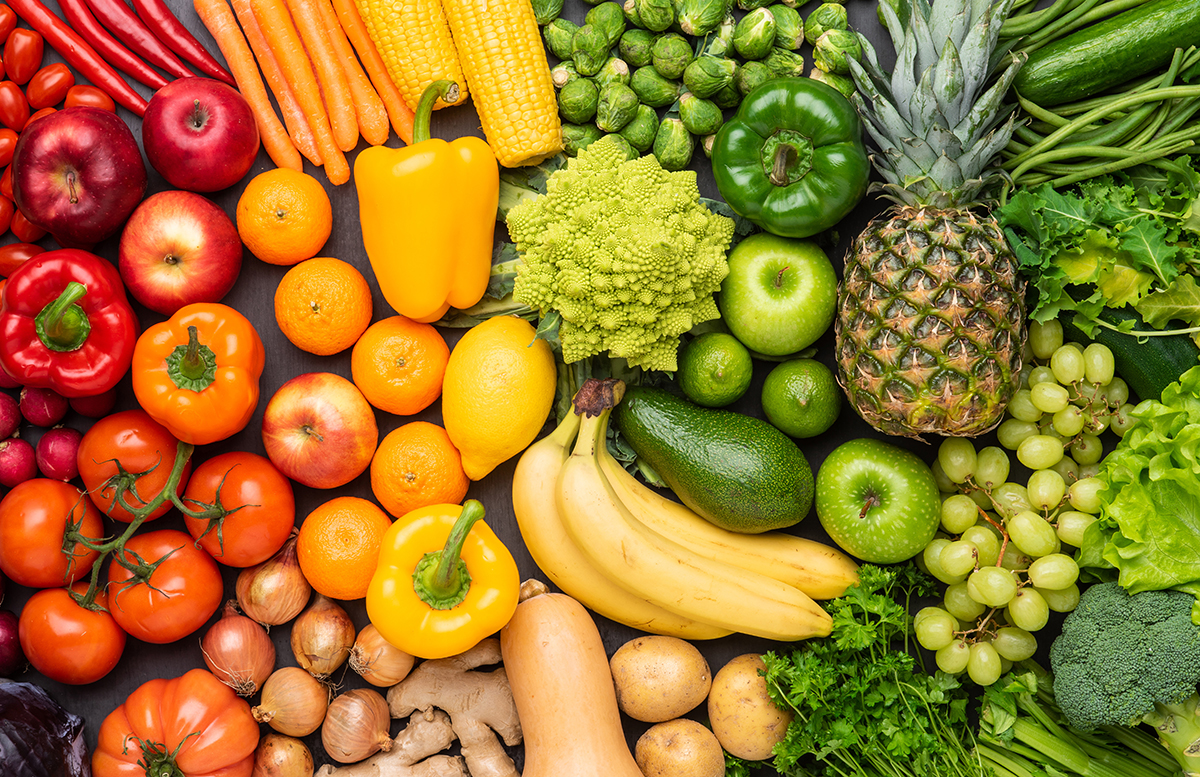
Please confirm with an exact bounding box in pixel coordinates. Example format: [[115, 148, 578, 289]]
[[499, 589, 644, 777]]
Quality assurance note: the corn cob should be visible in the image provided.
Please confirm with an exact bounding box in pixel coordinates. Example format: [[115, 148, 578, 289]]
[[353, 0, 467, 111], [442, 0, 562, 166]]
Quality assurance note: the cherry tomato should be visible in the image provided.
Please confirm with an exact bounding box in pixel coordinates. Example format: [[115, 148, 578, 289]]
[[0, 479, 103, 588], [107, 529, 222, 644], [183, 452, 295, 568], [77, 409, 193, 523], [10, 209, 44, 242], [19, 582, 126, 684], [25, 63, 71, 110], [0, 241, 42, 276], [64, 84, 114, 112], [23, 105, 51, 128], [0, 80, 27, 130], [0, 8, 15, 47], [0, 128, 17, 167], [0, 195, 13, 235], [4, 28, 42, 85]]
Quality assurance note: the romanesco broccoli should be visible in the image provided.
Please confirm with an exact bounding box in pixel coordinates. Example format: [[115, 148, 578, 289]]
[[506, 136, 735, 372]]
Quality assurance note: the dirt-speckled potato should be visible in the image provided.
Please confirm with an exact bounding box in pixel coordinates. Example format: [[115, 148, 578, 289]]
[[609, 636, 711, 722], [635, 719, 725, 777], [707, 653, 792, 760]]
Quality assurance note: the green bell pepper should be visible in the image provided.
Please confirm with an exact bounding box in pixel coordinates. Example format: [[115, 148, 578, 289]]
[[711, 77, 869, 239]]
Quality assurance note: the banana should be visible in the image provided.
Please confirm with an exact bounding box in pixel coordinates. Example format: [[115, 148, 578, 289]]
[[598, 448, 859, 600], [556, 389, 833, 642], [511, 411, 731, 640]]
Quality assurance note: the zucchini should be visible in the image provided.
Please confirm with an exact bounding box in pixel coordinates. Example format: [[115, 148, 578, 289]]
[[1061, 307, 1200, 403], [1013, 0, 1200, 106]]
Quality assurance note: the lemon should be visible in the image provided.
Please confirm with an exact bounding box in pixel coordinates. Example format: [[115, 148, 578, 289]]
[[442, 316, 557, 480]]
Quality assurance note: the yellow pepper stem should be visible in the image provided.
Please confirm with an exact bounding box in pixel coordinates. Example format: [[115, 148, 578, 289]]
[[411, 499, 485, 610], [412, 80, 461, 144]]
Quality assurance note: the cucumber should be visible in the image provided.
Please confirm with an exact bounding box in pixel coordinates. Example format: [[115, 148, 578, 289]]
[[1061, 307, 1200, 403], [1013, 0, 1200, 106]]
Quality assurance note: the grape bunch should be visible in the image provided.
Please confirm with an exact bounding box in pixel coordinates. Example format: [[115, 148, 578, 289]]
[[914, 321, 1136, 687]]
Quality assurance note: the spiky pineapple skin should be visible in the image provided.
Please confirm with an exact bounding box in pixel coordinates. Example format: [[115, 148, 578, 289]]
[[835, 206, 1027, 439]]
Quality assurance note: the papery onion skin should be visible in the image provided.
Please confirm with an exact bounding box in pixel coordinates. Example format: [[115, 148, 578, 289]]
[[253, 666, 330, 737], [201, 601, 276, 696], [349, 623, 415, 687], [321, 687, 393, 764], [237, 531, 311, 626], [252, 732, 314, 777], [290, 594, 355, 680]]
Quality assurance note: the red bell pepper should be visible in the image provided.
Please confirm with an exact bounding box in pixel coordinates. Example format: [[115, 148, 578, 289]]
[[0, 249, 138, 397]]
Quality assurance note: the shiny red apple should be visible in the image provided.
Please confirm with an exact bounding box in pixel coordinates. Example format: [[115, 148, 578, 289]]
[[141, 77, 260, 192], [118, 190, 243, 315], [10, 106, 147, 245]]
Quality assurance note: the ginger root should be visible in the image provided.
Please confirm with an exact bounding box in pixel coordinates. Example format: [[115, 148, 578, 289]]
[[388, 639, 522, 777], [314, 710, 466, 777]]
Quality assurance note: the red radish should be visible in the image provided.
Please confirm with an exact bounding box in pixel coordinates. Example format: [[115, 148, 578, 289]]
[[0, 392, 18, 439], [35, 426, 81, 481], [0, 610, 22, 676], [19, 387, 68, 426], [0, 437, 36, 487], [68, 388, 117, 418]]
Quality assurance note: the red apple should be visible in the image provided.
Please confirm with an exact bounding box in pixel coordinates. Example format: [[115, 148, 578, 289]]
[[118, 191, 243, 315], [261, 372, 378, 489], [10, 106, 147, 245], [141, 77, 260, 193]]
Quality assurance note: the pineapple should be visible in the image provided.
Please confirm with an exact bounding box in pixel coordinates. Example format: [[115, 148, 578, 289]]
[[836, 0, 1027, 439]]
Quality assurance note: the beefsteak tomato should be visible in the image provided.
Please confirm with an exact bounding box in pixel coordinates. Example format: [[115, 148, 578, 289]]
[[0, 479, 102, 588], [106, 529, 221, 643], [19, 582, 126, 684], [183, 451, 295, 568], [78, 409, 192, 523]]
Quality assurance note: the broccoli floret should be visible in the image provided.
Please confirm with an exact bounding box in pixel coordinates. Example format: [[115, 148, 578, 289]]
[[1049, 582, 1200, 775], [507, 136, 735, 372]]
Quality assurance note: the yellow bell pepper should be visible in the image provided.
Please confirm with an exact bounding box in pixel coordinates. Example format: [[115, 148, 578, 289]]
[[355, 80, 499, 324], [366, 499, 519, 659]]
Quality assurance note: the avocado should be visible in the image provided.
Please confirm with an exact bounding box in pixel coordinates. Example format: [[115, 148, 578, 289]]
[[613, 385, 813, 533]]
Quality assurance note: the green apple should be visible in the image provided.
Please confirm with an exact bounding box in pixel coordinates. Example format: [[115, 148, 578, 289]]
[[718, 233, 837, 356], [815, 438, 941, 563]]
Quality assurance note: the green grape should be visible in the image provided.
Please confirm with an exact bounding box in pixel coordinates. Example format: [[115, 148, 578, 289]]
[[914, 605, 946, 628], [936, 639, 971, 674], [1083, 343, 1115, 385], [940, 540, 979, 577], [1008, 588, 1050, 631], [1037, 583, 1081, 613], [1070, 381, 1104, 407], [1028, 365, 1057, 388], [1037, 417, 1069, 444], [967, 642, 1003, 685], [967, 566, 1019, 608], [1056, 510, 1097, 547], [1102, 377, 1129, 406], [945, 582, 986, 621], [1007, 510, 1060, 557], [1052, 405, 1086, 437], [1007, 389, 1043, 423], [915, 609, 958, 651], [997, 419, 1039, 451], [1028, 553, 1079, 590], [1000, 548, 1033, 571], [938, 438, 977, 484], [1030, 382, 1069, 414], [1068, 477, 1104, 514], [1049, 456, 1080, 484], [993, 626, 1038, 661], [1000, 657, 1014, 675], [941, 494, 980, 534], [1026, 469, 1066, 511], [923, 539, 966, 584], [1018, 364, 1032, 390], [967, 489, 992, 510], [1078, 462, 1101, 480], [961, 525, 1001, 567], [1070, 434, 1103, 465], [1017, 435, 1065, 470], [974, 447, 1010, 489], [1029, 320, 1063, 360], [1110, 405, 1136, 438], [1084, 410, 1111, 434], [991, 482, 1032, 518], [931, 460, 957, 493], [1051, 346, 1086, 384]]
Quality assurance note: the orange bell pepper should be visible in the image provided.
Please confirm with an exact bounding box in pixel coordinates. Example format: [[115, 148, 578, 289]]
[[131, 303, 265, 446]]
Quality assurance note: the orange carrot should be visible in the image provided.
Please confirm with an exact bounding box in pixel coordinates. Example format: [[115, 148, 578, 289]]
[[231, 0, 320, 165], [314, 0, 387, 146], [282, 0, 357, 153], [193, 0, 300, 171], [249, 0, 348, 184], [329, 0, 414, 145]]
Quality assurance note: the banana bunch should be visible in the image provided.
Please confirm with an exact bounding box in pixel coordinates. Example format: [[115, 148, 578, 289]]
[[511, 379, 859, 641]]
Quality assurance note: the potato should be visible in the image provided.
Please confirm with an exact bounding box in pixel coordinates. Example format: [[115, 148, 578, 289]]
[[609, 636, 711, 722], [635, 719, 724, 777], [706, 653, 792, 760]]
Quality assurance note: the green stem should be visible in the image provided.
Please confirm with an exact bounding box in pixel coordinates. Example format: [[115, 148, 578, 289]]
[[35, 281, 91, 353], [164, 326, 218, 392], [411, 500, 486, 610], [412, 80, 459, 144]]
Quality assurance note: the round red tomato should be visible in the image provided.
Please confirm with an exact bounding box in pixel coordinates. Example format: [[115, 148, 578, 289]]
[[0, 479, 102, 588], [107, 529, 221, 644], [19, 582, 126, 684], [183, 452, 295, 568], [78, 409, 192, 523]]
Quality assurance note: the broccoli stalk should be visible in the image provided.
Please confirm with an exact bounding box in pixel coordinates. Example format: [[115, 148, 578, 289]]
[[1143, 695, 1200, 777]]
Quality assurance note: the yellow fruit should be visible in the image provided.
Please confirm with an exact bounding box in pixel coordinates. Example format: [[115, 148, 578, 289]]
[[442, 316, 556, 480]]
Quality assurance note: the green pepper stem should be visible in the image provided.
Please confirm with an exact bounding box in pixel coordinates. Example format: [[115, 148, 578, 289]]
[[35, 281, 91, 353], [412, 80, 460, 144], [164, 326, 218, 392], [412, 500, 486, 610]]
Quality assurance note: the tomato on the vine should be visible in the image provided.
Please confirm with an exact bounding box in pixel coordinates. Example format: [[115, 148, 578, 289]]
[[107, 529, 222, 644], [25, 63, 72, 110], [183, 451, 295, 568], [19, 582, 126, 684], [0, 479, 103, 588], [64, 85, 114, 112], [78, 409, 193, 523]]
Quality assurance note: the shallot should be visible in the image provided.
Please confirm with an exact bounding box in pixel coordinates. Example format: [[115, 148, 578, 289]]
[[35, 426, 82, 481], [237, 531, 311, 626], [321, 688, 393, 764], [253, 666, 329, 737], [0, 437, 36, 487], [19, 387, 68, 427], [201, 601, 276, 696], [290, 594, 354, 680]]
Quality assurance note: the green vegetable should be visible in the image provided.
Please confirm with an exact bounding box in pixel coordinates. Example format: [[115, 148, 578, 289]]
[[678, 91, 723, 135], [543, 18, 579, 60], [586, 2, 628, 49], [558, 77, 601, 124], [551, 61, 580, 89], [682, 56, 737, 98], [507, 136, 735, 371], [804, 2, 847, 46], [620, 103, 659, 151], [653, 116, 695, 170], [701, 133, 716, 158], [711, 81, 741, 109], [600, 133, 638, 160], [733, 7, 776, 60], [619, 29, 656, 68], [531, 0, 563, 25], [677, 0, 731, 36], [737, 0, 771, 8], [630, 65, 682, 106], [769, 4, 803, 49], [562, 123, 605, 155], [572, 25, 611, 76], [622, 0, 643, 26], [735, 60, 772, 94], [637, 0, 676, 31], [596, 82, 639, 132], [812, 29, 860, 73], [762, 47, 806, 78], [583, 0, 608, 6], [807, 67, 854, 98], [698, 13, 737, 56], [651, 33, 693, 79], [594, 57, 631, 87]]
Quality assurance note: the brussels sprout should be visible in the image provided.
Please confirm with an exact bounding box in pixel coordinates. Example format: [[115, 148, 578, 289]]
[[622, 0, 644, 26], [682, 55, 737, 98], [735, 60, 771, 95], [572, 25, 611, 76], [808, 67, 856, 98], [586, 2, 628, 48], [562, 123, 605, 156], [619, 29, 656, 67], [733, 7, 776, 60], [596, 82, 640, 132], [813, 29, 862, 74], [804, 2, 848, 47], [711, 82, 741, 109], [768, 5, 803, 49], [699, 14, 736, 57], [653, 117, 694, 171], [595, 57, 632, 87], [602, 133, 639, 161], [678, 91, 723, 135], [543, 19, 579, 60], [552, 61, 581, 89], [558, 77, 600, 124], [620, 103, 659, 151], [701, 133, 717, 158], [677, 0, 732, 36], [651, 33, 693, 80], [630, 65, 682, 107], [583, 0, 608, 6], [637, 0, 675, 32], [532, 0, 564, 25], [737, 0, 771, 8], [762, 46, 805, 78]]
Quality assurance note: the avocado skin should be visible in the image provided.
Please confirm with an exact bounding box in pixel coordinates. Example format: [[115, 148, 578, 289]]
[[613, 385, 813, 533]]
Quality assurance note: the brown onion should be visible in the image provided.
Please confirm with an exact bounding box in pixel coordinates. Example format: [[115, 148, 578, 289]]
[[290, 594, 355, 680], [237, 531, 311, 626], [201, 601, 276, 696], [253, 732, 314, 777], [349, 624, 415, 687], [321, 688, 393, 764], [253, 667, 330, 737]]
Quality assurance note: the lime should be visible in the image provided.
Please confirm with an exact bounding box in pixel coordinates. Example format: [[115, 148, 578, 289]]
[[677, 333, 753, 407], [761, 359, 841, 438]]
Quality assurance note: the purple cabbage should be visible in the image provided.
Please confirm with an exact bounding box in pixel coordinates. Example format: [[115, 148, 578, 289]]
[[0, 681, 90, 777]]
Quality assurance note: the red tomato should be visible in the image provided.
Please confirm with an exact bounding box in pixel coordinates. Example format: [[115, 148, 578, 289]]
[[19, 582, 126, 684], [77, 409, 193, 523], [0, 81, 27, 130], [10, 208, 44, 242], [183, 452, 295, 568], [0, 165, 10, 200], [0, 8, 15, 47], [0, 128, 17, 167], [22, 105, 52, 128], [0, 479, 103, 588], [0, 241, 42, 275], [64, 84, 114, 112], [4, 28, 42, 85], [107, 529, 222, 644], [25, 63, 71, 109], [0, 195, 13, 235]]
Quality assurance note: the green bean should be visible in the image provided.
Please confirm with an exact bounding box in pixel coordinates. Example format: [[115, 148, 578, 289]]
[[1000, 0, 1084, 38], [1048, 140, 1195, 187], [1022, 0, 1105, 49]]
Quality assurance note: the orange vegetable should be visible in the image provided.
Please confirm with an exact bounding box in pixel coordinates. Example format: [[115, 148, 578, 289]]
[[315, 0, 387, 146], [282, 0, 356, 153], [329, 0, 413, 144]]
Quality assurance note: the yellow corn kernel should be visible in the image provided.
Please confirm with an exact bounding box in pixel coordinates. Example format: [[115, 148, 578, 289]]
[[353, 0, 467, 111]]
